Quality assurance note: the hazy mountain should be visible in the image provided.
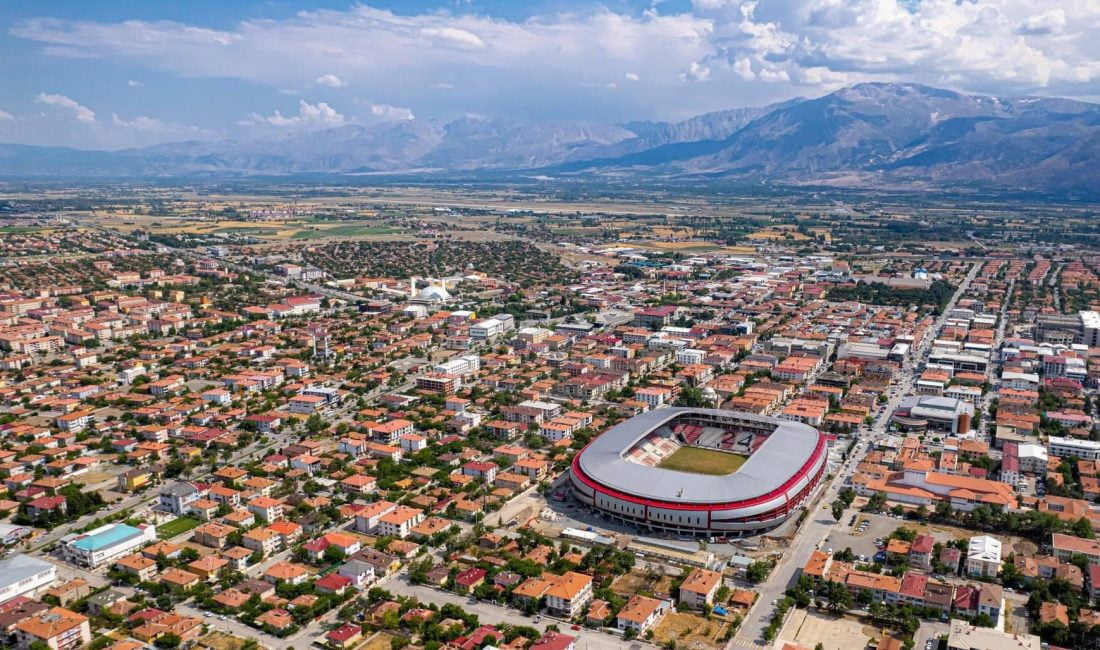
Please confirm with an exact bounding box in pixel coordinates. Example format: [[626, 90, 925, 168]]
[[0, 83, 1096, 193], [564, 83, 1100, 191]]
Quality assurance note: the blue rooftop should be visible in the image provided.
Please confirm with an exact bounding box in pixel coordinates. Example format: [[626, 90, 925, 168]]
[[71, 523, 142, 552]]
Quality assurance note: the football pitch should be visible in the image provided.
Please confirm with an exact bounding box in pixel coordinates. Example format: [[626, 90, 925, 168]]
[[656, 446, 747, 476]]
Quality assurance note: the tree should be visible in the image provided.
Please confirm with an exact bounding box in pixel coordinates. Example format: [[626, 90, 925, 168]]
[[831, 500, 845, 522], [824, 581, 853, 614], [866, 491, 887, 512], [745, 561, 769, 584], [154, 633, 182, 649]]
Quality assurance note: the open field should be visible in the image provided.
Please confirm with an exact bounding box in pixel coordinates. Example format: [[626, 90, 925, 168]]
[[652, 611, 732, 650], [610, 569, 677, 598], [196, 631, 254, 650], [778, 609, 883, 650], [74, 471, 115, 486], [362, 632, 406, 650], [157, 516, 202, 539], [96, 215, 404, 241], [658, 446, 747, 476]]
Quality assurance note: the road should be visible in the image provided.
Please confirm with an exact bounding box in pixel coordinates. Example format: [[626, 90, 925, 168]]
[[730, 262, 980, 648], [387, 576, 635, 650]]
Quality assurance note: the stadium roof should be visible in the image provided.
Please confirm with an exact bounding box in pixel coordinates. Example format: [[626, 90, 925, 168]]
[[575, 407, 822, 504]]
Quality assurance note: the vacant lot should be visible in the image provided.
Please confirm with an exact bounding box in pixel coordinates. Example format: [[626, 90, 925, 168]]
[[652, 611, 732, 650], [658, 447, 746, 476], [611, 569, 677, 598], [779, 609, 878, 650], [157, 517, 201, 539], [196, 631, 254, 650]]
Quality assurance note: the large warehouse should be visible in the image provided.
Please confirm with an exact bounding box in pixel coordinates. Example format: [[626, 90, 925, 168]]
[[570, 407, 827, 536]]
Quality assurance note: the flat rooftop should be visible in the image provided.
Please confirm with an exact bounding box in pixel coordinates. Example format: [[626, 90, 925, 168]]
[[69, 523, 144, 552]]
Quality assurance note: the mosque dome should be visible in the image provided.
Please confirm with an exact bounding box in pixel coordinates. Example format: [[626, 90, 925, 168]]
[[418, 285, 451, 301]]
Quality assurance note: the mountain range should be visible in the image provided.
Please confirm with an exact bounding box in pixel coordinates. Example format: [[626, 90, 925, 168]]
[[1, 83, 1097, 193]]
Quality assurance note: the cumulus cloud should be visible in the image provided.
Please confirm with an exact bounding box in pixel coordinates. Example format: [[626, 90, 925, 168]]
[[0, 109, 12, 121], [315, 73, 347, 88], [691, 0, 1100, 94], [127, 79, 144, 87], [241, 100, 345, 128], [680, 61, 711, 82], [35, 93, 95, 122], [1016, 9, 1067, 36], [8, 1, 1100, 126]]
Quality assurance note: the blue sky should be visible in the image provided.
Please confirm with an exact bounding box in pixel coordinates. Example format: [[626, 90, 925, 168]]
[[0, 0, 1096, 149]]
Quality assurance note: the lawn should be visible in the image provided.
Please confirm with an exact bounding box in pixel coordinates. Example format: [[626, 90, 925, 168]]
[[157, 516, 201, 539], [657, 446, 747, 476]]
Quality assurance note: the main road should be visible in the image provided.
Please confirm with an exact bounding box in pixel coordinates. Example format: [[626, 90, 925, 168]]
[[729, 262, 980, 648]]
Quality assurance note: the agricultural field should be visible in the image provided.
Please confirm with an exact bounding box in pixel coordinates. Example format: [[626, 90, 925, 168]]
[[657, 447, 747, 476]]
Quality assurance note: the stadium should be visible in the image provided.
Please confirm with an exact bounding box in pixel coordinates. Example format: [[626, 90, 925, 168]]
[[570, 407, 828, 536]]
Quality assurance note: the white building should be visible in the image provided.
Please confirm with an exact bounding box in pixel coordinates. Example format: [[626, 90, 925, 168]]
[[470, 314, 514, 340], [61, 523, 157, 568], [1048, 436, 1100, 461], [0, 554, 57, 602], [433, 354, 481, 378], [676, 349, 706, 366], [966, 535, 1003, 578]]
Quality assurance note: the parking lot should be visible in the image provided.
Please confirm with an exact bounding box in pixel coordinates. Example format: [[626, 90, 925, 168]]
[[822, 512, 908, 562], [541, 493, 765, 558]]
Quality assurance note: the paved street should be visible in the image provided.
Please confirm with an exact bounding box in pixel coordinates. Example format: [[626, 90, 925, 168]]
[[386, 575, 637, 650]]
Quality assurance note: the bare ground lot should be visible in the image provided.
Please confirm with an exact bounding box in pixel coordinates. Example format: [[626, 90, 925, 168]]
[[778, 609, 889, 650], [652, 611, 733, 650], [611, 569, 677, 599]]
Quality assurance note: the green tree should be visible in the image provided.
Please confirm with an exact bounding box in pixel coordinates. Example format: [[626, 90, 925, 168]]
[[831, 500, 845, 522]]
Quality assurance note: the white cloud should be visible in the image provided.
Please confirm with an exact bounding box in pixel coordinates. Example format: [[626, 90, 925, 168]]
[[0, 109, 12, 121], [733, 57, 754, 80], [1016, 9, 1066, 35], [35, 93, 95, 122], [9, 1, 1100, 126], [127, 79, 144, 87], [419, 26, 486, 50], [315, 73, 347, 88], [680, 61, 711, 82], [691, 0, 1100, 94], [369, 103, 415, 121], [112, 113, 166, 131], [241, 100, 345, 127]]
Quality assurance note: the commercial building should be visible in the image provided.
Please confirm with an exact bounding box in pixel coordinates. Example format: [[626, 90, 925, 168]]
[[892, 396, 974, 435], [60, 523, 157, 568], [1048, 436, 1100, 462], [0, 554, 57, 603]]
